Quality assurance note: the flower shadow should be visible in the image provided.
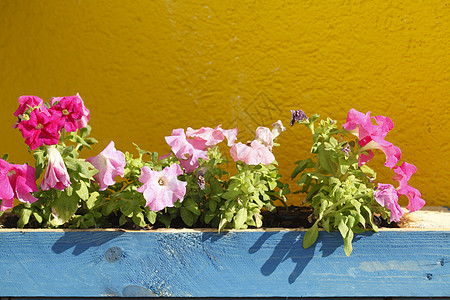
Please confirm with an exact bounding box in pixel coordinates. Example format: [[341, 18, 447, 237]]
[[51, 230, 125, 256], [249, 230, 366, 284]]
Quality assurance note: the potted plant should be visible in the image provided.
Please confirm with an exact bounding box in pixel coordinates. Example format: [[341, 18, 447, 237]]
[[0, 94, 448, 298]]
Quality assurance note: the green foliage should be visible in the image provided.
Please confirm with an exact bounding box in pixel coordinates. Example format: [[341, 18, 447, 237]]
[[11, 127, 287, 231], [292, 115, 390, 256]]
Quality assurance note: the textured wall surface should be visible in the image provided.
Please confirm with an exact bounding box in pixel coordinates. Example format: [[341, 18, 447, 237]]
[[0, 1, 448, 206]]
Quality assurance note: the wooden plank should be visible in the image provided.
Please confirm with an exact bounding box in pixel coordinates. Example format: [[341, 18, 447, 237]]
[[0, 229, 449, 298]]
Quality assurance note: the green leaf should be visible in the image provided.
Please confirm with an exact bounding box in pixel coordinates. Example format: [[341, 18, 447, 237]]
[[234, 207, 247, 229], [132, 212, 147, 227], [317, 144, 337, 175], [291, 158, 313, 179], [218, 217, 227, 233], [344, 230, 354, 256], [180, 207, 195, 226], [17, 208, 32, 228], [75, 180, 89, 201], [204, 210, 217, 224], [51, 187, 79, 225], [119, 214, 127, 226], [303, 223, 319, 249], [144, 208, 157, 224], [79, 125, 92, 138], [32, 212, 43, 223], [86, 192, 100, 209]]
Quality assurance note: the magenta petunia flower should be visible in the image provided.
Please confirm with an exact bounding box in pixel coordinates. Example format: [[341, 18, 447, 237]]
[[18, 109, 63, 150], [41, 146, 71, 191], [13, 96, 51, 129], [393, 162, 425, 212], [230, 140, 275, 165], [0, 159, 38, 211], [137, 163, 187, 211], [86, 141, 126, 191], [373, 183, 404, 222], [343, 108, 401, 168], [49, 93, 90, 132]]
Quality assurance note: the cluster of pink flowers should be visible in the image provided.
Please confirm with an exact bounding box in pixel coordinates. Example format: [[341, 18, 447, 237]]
[[343, 108, 425, 221], [15, 94, 90, 150]]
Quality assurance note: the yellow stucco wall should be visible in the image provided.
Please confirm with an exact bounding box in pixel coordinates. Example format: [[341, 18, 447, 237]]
[[0, 1, 448, 206]]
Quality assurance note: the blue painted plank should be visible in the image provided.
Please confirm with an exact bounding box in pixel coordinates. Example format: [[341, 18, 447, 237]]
[[0, 229, 449, 297]]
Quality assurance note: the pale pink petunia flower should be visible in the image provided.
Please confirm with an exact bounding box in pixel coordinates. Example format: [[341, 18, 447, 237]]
[[137, 163, 187, 211], [186, 126, 225, 147], [86, 141, 126, 191], [217, 125, 238, 147], [41, 146, 71, 191], [373, 183, 404, 222], [271, 120, 286, 139], [165, 129, 208, 173], [230, 140, 275, 165], [0, 159, 38, 211], [255, 127, 274, 150]]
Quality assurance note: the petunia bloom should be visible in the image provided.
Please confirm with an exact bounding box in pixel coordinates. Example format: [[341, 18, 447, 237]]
[[230, 140, 275, 165], [165, 128, 208, 173], [13, 95, 50, 128], [343, 108, 401, 168], [41, 146, 71, 191], [290, 109, 308, 126], [271, 120, 286, 139], [86, 141, 126, 191], [137, 163, 187, 211], [255, 126, 274, 150], [186, 126, 225, 147], [0, 159, 38, 211], [373, 183, 404, 222], [393, 162, 425, 212], [49, 93, 90, 132], [18, 109, 63, 150]]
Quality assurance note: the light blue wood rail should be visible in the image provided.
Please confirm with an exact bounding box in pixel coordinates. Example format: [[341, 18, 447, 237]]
[[0, 228, 449, 297]]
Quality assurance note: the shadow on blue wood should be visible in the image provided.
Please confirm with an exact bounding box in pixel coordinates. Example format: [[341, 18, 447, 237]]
[[0, 229, 449, 297]]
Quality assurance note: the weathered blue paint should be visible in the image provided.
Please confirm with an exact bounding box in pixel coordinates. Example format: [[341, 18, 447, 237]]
[[0, 229, 448, 297]]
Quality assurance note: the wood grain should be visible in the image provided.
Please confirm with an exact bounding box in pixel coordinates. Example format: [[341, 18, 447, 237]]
[[0, 228, 449, 297]]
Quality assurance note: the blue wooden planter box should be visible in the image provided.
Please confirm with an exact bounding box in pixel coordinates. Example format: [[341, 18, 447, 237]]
[[0, 228, 449, 298]]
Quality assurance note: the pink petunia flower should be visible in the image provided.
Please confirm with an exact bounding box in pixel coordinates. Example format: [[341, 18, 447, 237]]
[[137, 163, 187, 211], [219, 126, 238, 147], [86, 141, 126, 191], [18, 109, 63, 150], [393, 162, 425, 212], [186, 126, 225, 147], [0, 159, 38, 211], [41, 146, 71, 191], [49, 93, 90, 132], [165, 129, 208, 173], [343, 108, 401, 168], [373, 183, 404, 222], [230, 140, 275, 165], [255, 127, 274, 150]]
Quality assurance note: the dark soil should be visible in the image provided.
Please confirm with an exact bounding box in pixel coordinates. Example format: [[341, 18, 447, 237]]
[[0, 206, 399, 230]]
